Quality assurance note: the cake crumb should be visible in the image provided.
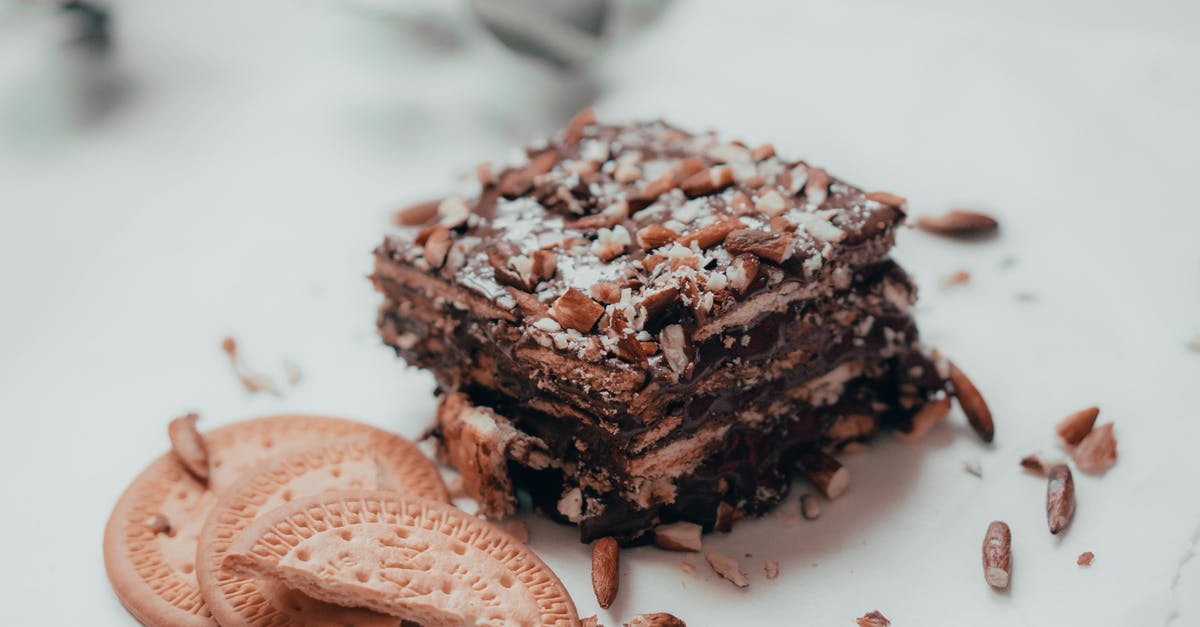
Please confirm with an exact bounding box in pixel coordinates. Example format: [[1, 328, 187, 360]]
[[764, 560, 779, 580]]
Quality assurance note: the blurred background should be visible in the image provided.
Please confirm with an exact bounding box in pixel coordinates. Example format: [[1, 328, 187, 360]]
[[1, 0, 1199, 625]]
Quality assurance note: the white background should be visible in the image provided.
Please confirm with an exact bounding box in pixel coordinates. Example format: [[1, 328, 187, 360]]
[[1, 0, 1198, 625]]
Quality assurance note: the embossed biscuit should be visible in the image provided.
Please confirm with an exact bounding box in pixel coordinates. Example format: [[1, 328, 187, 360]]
[[197, 435, 449, 626], [223, 490, 580, 626], [103, 415, 426, 627]]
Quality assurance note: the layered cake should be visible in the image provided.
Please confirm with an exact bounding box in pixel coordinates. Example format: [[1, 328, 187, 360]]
[[372, 110, 950, 544]]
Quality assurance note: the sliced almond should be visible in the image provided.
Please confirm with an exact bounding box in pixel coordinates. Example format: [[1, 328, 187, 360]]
[[591, 536, 619, 609], [680, 167, 734, 197], [723, 229, 795, 264], [800, 494, 821, 520], [764, 560, 780, 580], [915, 209, 999, 238], [550, 288, 604, 333], [982, 520, 1012, 589], [1046, 464, 1076, 535], [705, 550, 748, 588], [1072, 422, 1117, 474], [1056, 406, 1099, 446], [725, 253, 760, 293], [948, 361, 995, 443], [653, 521, 702, 552], [713, 501, 736, 533], [167, 413, 209, 482]]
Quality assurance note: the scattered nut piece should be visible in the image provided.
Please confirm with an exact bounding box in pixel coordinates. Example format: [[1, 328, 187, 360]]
[[145, 513, 171, 534], [1046, 464, 1076, 535], [803, 167, 830, 206], [896, 396, 951, 441], [724, 229, 796, 264], [550, 288, 605, 333], [764, 560, 780, 580], [705, 550, 748, 588], [592, 537, 619, 609], [168, 413, 209, 482], [423, 225, 453, 269], [948, 361, 995, 443], [714, 501, 736, 533], [564, 106, 596, 145], [529, 249, 557, 282], [637, 224, 680, 251], [865, 191, 907, 208], [677, 218, 745, 249], [1056, 406, 1100, 446], [437, 197, 471, 229], [654, 521, 702, 552], [856, 610, 891, 627], [982, 520, 1012, 589], [939, 270, 971, 288], [625, 612, 685, 627], [915, 209, 999, 238], [755, 190, 789, 216], [800, 494, 821, 520], [1020, 454, 1048, 476], [1072, 422, 1117, 475], [392, 198, 440, 226], [797, 450, 849, 499], [680, 166, 735, 197], [590, 282, 622, 305], [750, 143, 775, 161], [220, 336, 281, 396], [659, 324, 691, 376], [1077, 551, 1095, 566]]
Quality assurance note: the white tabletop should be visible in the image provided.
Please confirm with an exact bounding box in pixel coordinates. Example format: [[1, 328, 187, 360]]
[[2, 0, 1198, 624]]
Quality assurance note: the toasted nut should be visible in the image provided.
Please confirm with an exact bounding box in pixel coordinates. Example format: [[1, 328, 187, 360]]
[[714, 501, 736, 533], [475, 161, 495, 186], [1056, 406, 1099, 446], [529, 249, 557, 282], [564, 106, 596, 145], [437, 197, 471, 229], [671, 157, 707, 184], [422, 225, 453, 269], [592, 225, 632, 262], [764, 560, 780, 580], [592, 536, 619, 609], [653, 521, 702, 552], [723, 229, 796, 264], [754, 189, 790, 216], [499, 150, 558, 197], [915, 209, 999, 237], [659, 324, 691, 375], [725, 253, 761, 292], [145, 513, 171, 535], [550, 288, 605, 333], [865, 191, 907, 208], [705, 550, 748, 588], [896, 396, 951, 441], [939, 270, 971, 288], [629, 173, 678, 211], [392, 198, 440, 226], [1046, 464, 1076, 535], [642, 253, 667, 272], [1077, 551, 1095, 566], [637, 224, 681, 251], [590, 282, 621, 305], [677, 218, 745, 249], [750, 143, 776, 161], [797, 450, 849, 499], [948, 361, 995, 443], [626, 613, 685, 627], [982, 520, 1012, 589], [680, 167, 734, 197], [487, 243, 534, 290], [507, 287, 550, 320], [800, 494, 821, 520], [168, 413, 209, 482], [804, 167, 830, 205], [767, 216, 795, 233], [856, 610, 891, 627], [1020, 454, 1048, 476], [639, 287, 681, 329], [1072, 422, 1117, 474]]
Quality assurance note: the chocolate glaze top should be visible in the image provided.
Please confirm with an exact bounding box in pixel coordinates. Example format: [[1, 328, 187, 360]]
[[383, 110, 907, 380]]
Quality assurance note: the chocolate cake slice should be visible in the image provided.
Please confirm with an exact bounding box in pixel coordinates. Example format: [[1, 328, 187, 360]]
[[372, 110, 950, 544]]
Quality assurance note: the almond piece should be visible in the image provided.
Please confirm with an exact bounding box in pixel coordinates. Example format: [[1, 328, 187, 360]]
[[437, 197, 471, 229], [392, 198, 440, 226], [723, 229, 795, 264], [564, 107, 596, 145], [626, 613, 685, 627], [856, 611, 891, 627], [749, 143, 776, 161], [865, 191, 907, 208], [1056, 406, 1099, 446], [725, 253, 760, 293], [592, 536, 619, 609], [764, 560, 780, 580], [168, 413, 209, 482], [804, 167, 830, 206], [671, 157, 707, 184], [1077, 551, 1095, 566], [800, 494, 821, 520], [1072, 422, 1117, 474], [915, 209, 999, 238], [713, 501, 736, 533], [590, 282, 622, 305], [939, 270, 971, 288], [653, 522, 702, 552], [982, 520, 1012, 589], [642, 253, 667, 272], [705, 550, 748, 588], [529, 249, 557, 282], [629, 172, 678, 211], [550, 288, 604, 333], [592, 225, 632, 262], [1046, 464, 1076, 535], [422, 225, 453, 270], [676, 218, 745, 249], [948, 361, 995, 443], [896, 396, 951, 441], [499, 150, 558, 197], [506, 287, 550, 320], [755, 190, 790, 216], [659, 324, 691, 375], [680, 167, 734, 197], [1020, 454, 1048, 476], [797, 450, 849, 499], [637, 224, 681, 251]]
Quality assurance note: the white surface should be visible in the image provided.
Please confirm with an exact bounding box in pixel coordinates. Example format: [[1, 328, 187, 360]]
[[1, 0, 1199, 625]]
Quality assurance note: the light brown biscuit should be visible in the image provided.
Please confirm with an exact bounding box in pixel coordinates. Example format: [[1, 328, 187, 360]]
[[103, 415, 429, 627], [223, 490, 580, 626], [197, 435, 450, 626]]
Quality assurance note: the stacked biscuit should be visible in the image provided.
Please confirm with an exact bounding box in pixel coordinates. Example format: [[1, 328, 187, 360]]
[[374, 111, 951, 544], [103, 414, 579, 626]]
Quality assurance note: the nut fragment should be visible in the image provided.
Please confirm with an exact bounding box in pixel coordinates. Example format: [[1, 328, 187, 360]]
[[592, 536, 619, 609], [797, 450, 849, 499], [1046, 464, 1076, 535], [1020, 454, 1048, 476], [168, 413, 209, 482], [592, 225, 632, 261], [550, 288, 605, 333], [653, 521, 702, 552], [705, 550, 748, 588], [749, 143, 775, 161], [625, 613, 685, 627], [659, 324, 691, 375], [915, 209, 999, 237], [1077, 551, 1095, 566], [392, 198, 440, 226], [1056, 406, 1099, 446], [864, 191, 907, 208], [764, 560, 780, 580], [564, 106, 596, 145], [713, 501, 736, 533], [529, 249, 557, 282], [677, 218, 744, 249], [1072, 422, 1117, 474], [590, 282, 621, 305], [948, 361, 995, 443], [725, 253, 761, 293], [437, 197, 471, 228], [724, 229, 796, 264], [896, 396, 951, 441], [856, 610, 891, 627], [800, 494, 821, 520], [755, 190, 789, 216], [637, 224, 681, 251], [803, 167, 830, 205], [982, 520, 1012, 589], [422, 225, 453, 269], [679, 166, 735, 197]]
